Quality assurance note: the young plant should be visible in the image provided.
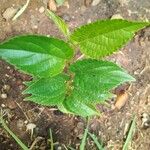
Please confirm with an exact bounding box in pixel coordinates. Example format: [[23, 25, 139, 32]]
[[0, 10, 149, 117]]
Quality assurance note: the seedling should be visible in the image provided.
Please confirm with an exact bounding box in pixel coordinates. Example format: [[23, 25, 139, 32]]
[[0, 10, 149, 117]]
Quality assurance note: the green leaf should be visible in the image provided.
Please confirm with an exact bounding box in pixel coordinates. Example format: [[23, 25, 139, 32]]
[[71, 19, 149, 58], [23, 74, 67, 106], [23, 79, 39, 86], [59, 59, 135, 117], [0, 35, 73, 78], [57, 103, 73, 114], [55, 0, 65, 6], [63, 96, 99, 117], [69, 59, 135, 104], [46, 10, 70, 38]]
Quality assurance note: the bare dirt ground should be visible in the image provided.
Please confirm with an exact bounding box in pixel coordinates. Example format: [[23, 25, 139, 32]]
[[0, 0, 150, 150]]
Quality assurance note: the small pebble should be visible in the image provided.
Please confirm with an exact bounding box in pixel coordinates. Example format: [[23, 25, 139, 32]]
[[62, 14, 70, 22], [32, 25, 38, 29], [39, 6, 45, 13], [12, 78, 16, 81], [5, 74, 10, 78], [57, 146, 62, 150], [1, 93, 7, 99], [80, 5, 86, 13], [1, 104, 6, 107], [92, 0, 101, 6], [3, 85, 10, 91], [24, 120, 28, 124], [111, 14, 124, 19], [10, 144, 13, 147], [141, 113, 150, 129], [49, 0, 57, 12], [2, 7, 18, 20], [7, 66, 10, 69]]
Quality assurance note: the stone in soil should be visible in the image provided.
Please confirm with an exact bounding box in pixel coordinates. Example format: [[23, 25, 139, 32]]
[[111, 14, 124, 19], [141, 113, 150, 129], [3, 85, 11, 91], [2, 7, 18, 20], [62, 14, 71, 22], [39, 6, 45, 13], [1, 93, 7, 99], [92, 0, 101, 6], [48, 0, 57, 12]]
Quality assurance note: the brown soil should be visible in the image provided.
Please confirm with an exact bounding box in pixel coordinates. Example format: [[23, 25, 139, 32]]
[[0, 0, 150, 150]]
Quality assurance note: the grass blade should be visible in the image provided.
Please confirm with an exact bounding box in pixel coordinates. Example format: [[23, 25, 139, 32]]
[[12, 0, 30, 20], [79, 119, 90, 150], [68, 147, 76, 150], [88, 132, 105, 150], [0, 115, 29, 150], [123, 116, 136, 150], [49, 129, 54, 150], [80, 127, 88, 150]]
